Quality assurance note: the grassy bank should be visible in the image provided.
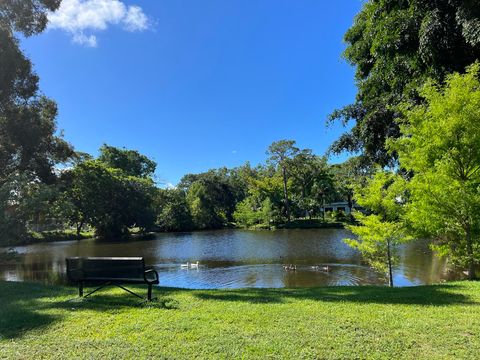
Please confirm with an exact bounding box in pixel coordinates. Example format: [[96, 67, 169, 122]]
[[278, 218, 346, 229], [25, 230, 94, 244], [237, 219, 347, 230], [1, 281, 480, 359]]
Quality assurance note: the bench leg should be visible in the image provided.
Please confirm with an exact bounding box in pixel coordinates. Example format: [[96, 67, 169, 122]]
[[79, 281, 84, 297], [147, 284, 152, 301]]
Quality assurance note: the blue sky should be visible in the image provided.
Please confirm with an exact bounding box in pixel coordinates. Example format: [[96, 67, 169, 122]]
[[22, 0, 361, 186]]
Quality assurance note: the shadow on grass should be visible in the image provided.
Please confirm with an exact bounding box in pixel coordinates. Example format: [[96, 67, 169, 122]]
[[1, 281, 478, 339], [193, 283, 479, 306], [0, 282, 178, 339], [0, 282, 66, 339]]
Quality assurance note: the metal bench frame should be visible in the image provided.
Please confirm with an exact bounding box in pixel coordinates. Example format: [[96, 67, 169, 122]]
[[66, 257, 159, 301]]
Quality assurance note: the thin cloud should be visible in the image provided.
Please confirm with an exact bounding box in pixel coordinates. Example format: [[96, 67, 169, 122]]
[[48, 0, 150, 47]]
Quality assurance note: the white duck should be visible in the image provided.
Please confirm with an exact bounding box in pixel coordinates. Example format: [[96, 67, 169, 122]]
[[189, 261, 200, 268]]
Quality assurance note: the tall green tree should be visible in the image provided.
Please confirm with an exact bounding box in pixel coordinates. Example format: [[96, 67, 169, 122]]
[[390, 64, 480, 279], [156, 188, 193, 232], [64, 160, 157, 238], [290, 153, 333, 218], [345, 171, 410, 287], [0, 0, 73, 244], [266, 140, 300, 222], [330, 0, 480, 166], [0, 0, 71, 185], [186, 181, 226, 229]]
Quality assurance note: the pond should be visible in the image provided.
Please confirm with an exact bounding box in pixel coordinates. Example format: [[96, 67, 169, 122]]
[[0, 229, 459, 288]]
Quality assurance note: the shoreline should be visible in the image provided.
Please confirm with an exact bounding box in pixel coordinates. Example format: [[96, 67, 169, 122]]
[[2, 221, 348, 248]]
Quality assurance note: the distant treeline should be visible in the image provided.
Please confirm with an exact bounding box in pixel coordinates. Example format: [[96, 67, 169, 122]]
[[2, 141, 367, 244]]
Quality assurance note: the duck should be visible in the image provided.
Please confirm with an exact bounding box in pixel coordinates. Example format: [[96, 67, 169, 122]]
[[312, 265, 331, 272], [283, 264, 296, 271], [189, 261, 199, 268]]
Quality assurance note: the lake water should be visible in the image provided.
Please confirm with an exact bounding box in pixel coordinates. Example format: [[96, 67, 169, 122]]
[[0, 229, 458, 288]]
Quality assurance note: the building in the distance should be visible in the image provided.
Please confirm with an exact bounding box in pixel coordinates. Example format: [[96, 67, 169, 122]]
[[321, 201, 364, 215]]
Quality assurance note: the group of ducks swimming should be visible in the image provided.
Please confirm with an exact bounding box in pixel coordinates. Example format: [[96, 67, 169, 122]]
[[283, 264, 331, 272], [180, 261, 331, 272], [180, 261, 200, 269]]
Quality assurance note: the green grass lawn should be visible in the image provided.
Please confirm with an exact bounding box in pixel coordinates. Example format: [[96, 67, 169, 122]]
[[1, 281, 480, 359]]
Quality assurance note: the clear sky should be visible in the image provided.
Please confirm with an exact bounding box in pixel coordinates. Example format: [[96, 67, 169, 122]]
[[22, 0, 361, 186]]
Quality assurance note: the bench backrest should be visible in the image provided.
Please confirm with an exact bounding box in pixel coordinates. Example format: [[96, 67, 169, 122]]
[[66, 257, 146, 281]]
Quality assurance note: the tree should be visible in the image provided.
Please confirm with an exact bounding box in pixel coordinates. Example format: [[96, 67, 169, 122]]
[[266, 140, 300, 222], [98, 144, 156, 178], [234, 197, 272, 228], [64, 160, 156, 238], [290, 153, 334, 218], [186, 181, 226, 229], [0, 0, 71, 185], [180, 169, 241, 223], [345, 171, 410, 287], [331, 157, 374, 214], [390, 64, 480, 279], [0, 0, 72, 244], [329, 0, 480, 166], [156, 188, 193, 232]]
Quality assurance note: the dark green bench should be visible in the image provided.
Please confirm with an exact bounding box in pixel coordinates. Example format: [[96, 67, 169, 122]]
[[66, 257, 159, 301]]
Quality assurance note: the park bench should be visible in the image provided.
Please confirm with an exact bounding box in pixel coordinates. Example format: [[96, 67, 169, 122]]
[[66, 257, 159, 301]]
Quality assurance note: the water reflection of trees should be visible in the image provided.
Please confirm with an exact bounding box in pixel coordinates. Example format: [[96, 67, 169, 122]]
[[398, 240, 461, 284], [0, 233, 466, 288]]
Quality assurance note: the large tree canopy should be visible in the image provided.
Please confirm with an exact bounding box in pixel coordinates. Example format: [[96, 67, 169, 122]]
[[0, 0, 73, 244], [329, 0, 480, 166], [0, 0, 72, 184], [98, 144, 157, 179], [390, 64, 480, 279]]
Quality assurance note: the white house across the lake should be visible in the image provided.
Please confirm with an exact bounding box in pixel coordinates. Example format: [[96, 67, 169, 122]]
[[322, 201, 364, 215]]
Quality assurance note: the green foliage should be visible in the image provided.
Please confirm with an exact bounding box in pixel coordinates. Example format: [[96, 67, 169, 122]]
[[180, 167, 249, 229], [156, 188, 193, 232], [390, 63, 480, 278], [266, 140, 300, 221], [186, 182, 226, 229], [0, 176, 29, 244], [290, 154, 335, 218], [346, 213, 410, 286], [330, 156, 374, 210], [330, 0, 480, 166], [0, 0, 72, 244], [98, 144, 156, 178], [64, 160, 157, 238], [345, 171, 410, 286], [233, 197, 272, 228]]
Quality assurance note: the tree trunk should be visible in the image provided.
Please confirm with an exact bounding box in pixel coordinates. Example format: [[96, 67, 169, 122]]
[[466, 225, 476, 280], [282, 166, 290, 222], [301, 185, 307, 218], [76, 219, 84, 239], [347, 193, 353, 214], [321, 193, 325, 221], [387, 238, 394, 287]]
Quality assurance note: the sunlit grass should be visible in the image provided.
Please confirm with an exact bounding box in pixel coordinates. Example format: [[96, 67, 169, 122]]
[[1, 281, 480, 359]]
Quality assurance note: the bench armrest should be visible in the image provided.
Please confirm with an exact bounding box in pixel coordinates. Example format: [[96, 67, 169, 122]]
[[144, 268, 159, 284]]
